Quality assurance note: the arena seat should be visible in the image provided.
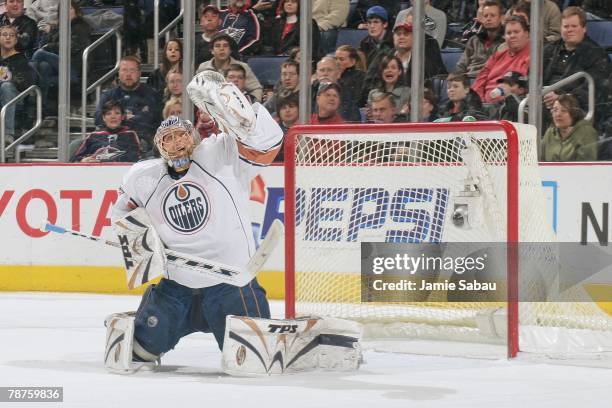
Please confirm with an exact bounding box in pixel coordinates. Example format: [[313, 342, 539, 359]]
[[335, 29, 368, 48], [441, 48, 463, 73], [586, 20, 612, 51], [246, 56, 287, 88]]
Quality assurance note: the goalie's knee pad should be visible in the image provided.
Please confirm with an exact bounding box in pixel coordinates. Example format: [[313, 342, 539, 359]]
[[222, 315, 363, 376], [104, 312, 160, 374]]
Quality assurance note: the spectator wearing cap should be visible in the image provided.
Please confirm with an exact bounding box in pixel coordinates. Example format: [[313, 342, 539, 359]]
[[472, 15, 530, 104], [0, 0, 37, 58], [195, 5, 222, 67], [541, 94, 598, 162], [358, 5, 394, 69], [495, 71, 528, 121], [439, 73, 486, 121], [312, 0, 349, 56], [219, 0, 260, 55], [264, 59, 299, 116], [395, 0, 447, 48], [267, 0, 321, 60], [309, 81, 347, 163], [364, 19, 446, 93], [312, 82, 344, 125], [197, 33, 263, 101], [454, 0, 506, 80], [542, 7, 611, 127], [349, 1, 400, 28], [311, 56, 361, 122]]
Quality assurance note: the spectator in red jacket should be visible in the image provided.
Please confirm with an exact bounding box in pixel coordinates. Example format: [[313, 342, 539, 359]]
[[471, 15, 530, 104]]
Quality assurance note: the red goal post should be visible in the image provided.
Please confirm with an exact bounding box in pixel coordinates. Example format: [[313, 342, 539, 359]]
[[283, 121, 522, 358]]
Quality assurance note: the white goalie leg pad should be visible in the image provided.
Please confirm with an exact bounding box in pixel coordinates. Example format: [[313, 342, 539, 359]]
[[222, 315, 363, 376], [104, 312, 159, 374], [113, 208, 166, 290]]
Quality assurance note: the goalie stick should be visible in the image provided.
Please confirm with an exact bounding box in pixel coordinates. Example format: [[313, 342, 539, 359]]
[[41, 219, 284, 287]]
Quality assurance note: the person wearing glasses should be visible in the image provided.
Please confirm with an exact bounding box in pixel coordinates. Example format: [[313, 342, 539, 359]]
[[541, 94, 598, 162], [0, 24, 35, 145], [263, 59, 299, 116], [0, 0, 37, 58]]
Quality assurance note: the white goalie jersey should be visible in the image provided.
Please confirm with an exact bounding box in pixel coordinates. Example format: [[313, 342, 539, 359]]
[[112, 106, 282, 288]]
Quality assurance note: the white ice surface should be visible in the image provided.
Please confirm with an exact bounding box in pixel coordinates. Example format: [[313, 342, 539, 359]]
[[1, 292, 612, 408]]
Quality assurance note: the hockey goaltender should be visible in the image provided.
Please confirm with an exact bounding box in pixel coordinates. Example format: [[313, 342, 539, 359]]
[[102, 70, 362, 376]]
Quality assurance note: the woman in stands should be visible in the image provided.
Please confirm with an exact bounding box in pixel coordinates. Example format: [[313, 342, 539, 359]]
[[362, 54, 410, 115], [268, 0, 320, 60], [30, 0, 91, 115], [162, 96, 182, 119], [147, 38, 182, 99], [541, 94, 598, 162], [336, 45, 366, 102], [163, 69, 182, 103]]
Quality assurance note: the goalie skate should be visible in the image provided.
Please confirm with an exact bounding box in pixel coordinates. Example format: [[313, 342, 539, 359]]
[[187, 70, 255, 141]]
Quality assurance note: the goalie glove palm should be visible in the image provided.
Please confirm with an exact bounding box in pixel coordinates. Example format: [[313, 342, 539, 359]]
[[187, 70, 256, 141]]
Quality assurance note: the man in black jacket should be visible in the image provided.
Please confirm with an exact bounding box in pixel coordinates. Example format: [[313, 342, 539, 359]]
[[0, 0, 37, 58], [542, 6, 611, 126], [358, 6, 394, 69]]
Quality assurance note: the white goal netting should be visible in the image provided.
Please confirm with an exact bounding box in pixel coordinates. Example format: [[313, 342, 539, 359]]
[[285, 122, 612, 359]]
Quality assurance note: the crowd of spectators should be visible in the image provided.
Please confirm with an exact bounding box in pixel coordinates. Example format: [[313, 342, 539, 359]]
[[0, 0, 610, 163]]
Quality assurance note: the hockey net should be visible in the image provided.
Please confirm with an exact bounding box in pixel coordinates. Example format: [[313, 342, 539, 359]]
[[284, 122, 612, 359]]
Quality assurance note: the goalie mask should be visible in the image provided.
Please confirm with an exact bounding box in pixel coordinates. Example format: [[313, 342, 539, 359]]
[[154, 116, 200, 171]]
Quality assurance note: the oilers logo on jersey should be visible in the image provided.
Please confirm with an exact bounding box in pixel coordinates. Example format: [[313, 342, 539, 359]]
[[162, 182, 211, 234]]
